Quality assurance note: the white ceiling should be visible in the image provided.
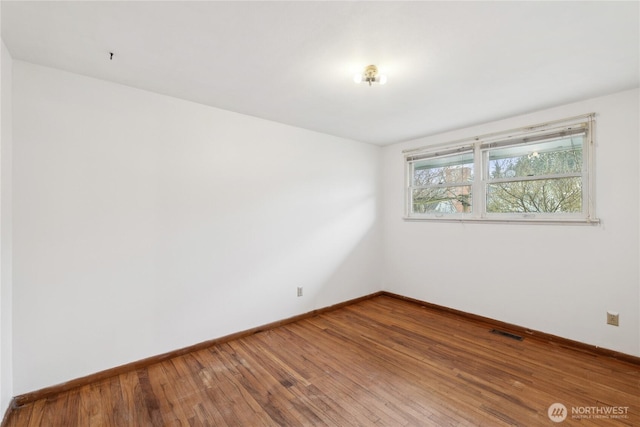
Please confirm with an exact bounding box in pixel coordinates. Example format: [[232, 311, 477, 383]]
[[2, 1, 638, 145]]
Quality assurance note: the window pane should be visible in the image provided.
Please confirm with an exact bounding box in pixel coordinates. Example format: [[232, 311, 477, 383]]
[[413, 153, 474, 186], [486, 177, 582, 213], [488, 136, 583, 179], [412, 186, 472, 214]]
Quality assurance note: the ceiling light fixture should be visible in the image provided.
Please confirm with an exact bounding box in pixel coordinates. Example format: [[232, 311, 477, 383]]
[[353, 64, 387, 86]]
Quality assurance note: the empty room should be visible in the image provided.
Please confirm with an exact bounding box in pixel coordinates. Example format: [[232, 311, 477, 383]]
[[0, 1, 639, 426]]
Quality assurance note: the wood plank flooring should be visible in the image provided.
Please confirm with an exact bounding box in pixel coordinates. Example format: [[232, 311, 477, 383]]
[[5, 295, 639, 426]]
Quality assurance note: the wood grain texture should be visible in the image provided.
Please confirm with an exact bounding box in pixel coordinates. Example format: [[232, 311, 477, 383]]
[[385, 292, 640, 366], [11, 292, 384, 408], [4, 295, 639, 426]]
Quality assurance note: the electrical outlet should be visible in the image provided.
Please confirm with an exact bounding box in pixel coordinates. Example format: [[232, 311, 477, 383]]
[[297, 287, 303, 297], [606, 311, 619, 326]]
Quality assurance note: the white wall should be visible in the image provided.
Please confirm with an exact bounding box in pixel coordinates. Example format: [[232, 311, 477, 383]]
[[0, 38, 14, 415], [382, 88, 640, 357], [12, 61, 382, 394]]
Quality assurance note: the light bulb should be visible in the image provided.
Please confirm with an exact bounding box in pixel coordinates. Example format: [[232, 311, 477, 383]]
[[353, 74, 363, 84]]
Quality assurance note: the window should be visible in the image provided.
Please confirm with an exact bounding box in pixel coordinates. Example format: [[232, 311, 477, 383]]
[[405, 114, 597, 223], [409, 146, 474, 215]]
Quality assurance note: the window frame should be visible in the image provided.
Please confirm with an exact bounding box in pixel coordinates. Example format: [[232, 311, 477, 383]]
[[404, 114, 598, 224], [407, 144, 475, 218]]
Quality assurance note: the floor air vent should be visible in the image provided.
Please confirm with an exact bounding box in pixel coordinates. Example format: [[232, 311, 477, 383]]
[[490, 329, 523, 341]]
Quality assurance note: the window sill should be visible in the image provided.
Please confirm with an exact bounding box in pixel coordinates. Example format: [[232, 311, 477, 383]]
[[403, 216, 601, 225]]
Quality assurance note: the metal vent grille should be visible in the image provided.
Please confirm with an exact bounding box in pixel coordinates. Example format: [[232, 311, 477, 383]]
[[490, 329, 524, 341]]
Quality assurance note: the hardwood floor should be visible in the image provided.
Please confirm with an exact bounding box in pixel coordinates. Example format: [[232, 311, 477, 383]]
[[4, 295, 639, 426]]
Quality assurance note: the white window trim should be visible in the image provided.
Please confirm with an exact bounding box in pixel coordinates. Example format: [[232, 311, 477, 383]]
[[403, 113, 599, 224]]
